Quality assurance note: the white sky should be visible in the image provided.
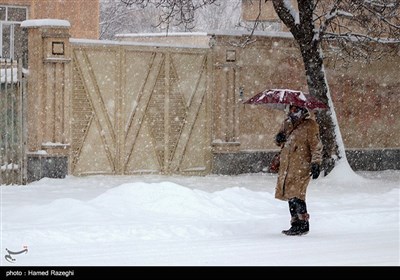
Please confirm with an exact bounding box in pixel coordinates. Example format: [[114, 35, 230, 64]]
[[1, 161, 399, 266]]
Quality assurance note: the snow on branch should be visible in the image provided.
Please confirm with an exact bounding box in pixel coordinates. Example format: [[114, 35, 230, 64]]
[[272, 0, 297, 28], [318, 1, 399, 65], [324, 32, 400, 44], [283, 0, 299, 24]]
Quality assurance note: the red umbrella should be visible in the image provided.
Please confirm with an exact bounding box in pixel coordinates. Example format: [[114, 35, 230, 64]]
[[243, 88, 329, 110]]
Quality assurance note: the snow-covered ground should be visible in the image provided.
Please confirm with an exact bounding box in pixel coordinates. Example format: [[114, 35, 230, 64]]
[[1, 162, 399, 266]]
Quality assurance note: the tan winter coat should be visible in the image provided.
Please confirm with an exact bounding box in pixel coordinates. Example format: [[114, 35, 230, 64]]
[[275, 115, 323, 201]]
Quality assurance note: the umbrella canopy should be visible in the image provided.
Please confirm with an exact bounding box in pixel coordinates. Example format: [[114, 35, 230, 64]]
[[243, 88, 329, 110]]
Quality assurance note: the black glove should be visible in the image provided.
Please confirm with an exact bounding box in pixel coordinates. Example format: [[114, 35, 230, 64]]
[[275, 132, 286, 145], [310, 163, 320, 179]]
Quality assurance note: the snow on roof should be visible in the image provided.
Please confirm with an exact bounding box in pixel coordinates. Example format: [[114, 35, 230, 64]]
[[21, 19, 71, 28]]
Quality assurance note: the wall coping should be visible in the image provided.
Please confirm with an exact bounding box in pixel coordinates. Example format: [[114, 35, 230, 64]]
[[70, 38, 210, 49], [115, 32, 209, 38], [21, 19, 71, 28], [115, 30, 293, 39]]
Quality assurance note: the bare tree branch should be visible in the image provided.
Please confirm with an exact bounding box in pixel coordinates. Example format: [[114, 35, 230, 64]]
[[315, 0, 400, 64], [120, 0, 218, 31]]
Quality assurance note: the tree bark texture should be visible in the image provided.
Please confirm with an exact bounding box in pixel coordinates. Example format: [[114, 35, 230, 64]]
[[272, 0, 340, 173]]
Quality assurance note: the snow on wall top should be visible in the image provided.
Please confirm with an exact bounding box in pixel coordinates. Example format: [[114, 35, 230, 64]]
[[70, 38, 210, 49], [21, 19, 71, 28], [71, 30, 293, 49], [209, 30, 293, 38], [115, 32, 209, 38], [116, 30, 293, 39]]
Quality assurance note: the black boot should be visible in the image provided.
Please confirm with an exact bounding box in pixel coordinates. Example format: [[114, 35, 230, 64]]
[[282, 220, 301, 235], [281, 218, 300, 235], [282, 213, 310, 236], [281, 199, 300, 235], [298, 213, 310, 234], [282, 198, 310, 236]]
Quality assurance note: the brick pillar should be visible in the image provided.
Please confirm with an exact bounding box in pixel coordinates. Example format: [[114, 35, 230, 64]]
[[211, 38, 241, 155], [22, 19, 71, 182]]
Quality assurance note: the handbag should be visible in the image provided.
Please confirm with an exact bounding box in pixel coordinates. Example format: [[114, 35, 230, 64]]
[[269, 152, 280, 173]]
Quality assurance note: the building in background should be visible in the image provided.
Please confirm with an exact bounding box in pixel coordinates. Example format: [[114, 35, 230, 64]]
[[241, 0, 293, 31], [0, 0, 99, 60]]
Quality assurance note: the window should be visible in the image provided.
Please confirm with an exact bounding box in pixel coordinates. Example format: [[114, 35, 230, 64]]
[[0, 5, 28, 60]]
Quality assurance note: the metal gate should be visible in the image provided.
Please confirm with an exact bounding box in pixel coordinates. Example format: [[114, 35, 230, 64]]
[[0, 59, 27, 185], [70, 45, 212, 176]]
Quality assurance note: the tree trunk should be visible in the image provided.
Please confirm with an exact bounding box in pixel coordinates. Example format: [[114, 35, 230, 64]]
[[299, 44, 339, 174], [271, 0, 342, 174]]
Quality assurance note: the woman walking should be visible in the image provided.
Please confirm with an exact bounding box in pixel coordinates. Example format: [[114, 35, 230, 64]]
[[274, 105, 323, 236]]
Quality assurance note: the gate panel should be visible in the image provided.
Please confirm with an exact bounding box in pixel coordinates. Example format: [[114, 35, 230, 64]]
[[167, 53, 210, 174], [122, 49, 212, 175], [0, 59, 26, 185], [123, 50, 165, 173], [71, 49, 119, 174]]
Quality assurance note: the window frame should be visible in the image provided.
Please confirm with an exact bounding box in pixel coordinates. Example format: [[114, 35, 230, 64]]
[[0, 5, 28, 60]]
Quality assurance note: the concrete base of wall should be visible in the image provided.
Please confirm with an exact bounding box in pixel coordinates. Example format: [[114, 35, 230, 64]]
[[346, 149, 400, 171], [212, 149, 400, 175], [27, 154, 68, 183], [24, 149, 399, 182], [212, 151, 277, 175]]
